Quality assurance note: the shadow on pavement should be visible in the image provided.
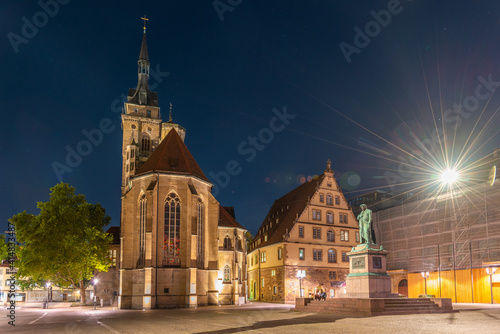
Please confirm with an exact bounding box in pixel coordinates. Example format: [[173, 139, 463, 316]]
[[193, 313, 353, 334]]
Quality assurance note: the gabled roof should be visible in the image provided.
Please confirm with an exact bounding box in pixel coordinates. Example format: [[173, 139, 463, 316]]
[[135, 129, 210, 183], [219, 205, 245, 229], [106, 226, 120, 244], [251, 174, 325, 250]]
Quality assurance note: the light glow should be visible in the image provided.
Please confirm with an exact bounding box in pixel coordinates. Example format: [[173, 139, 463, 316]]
[[440, 169, 459, 186]]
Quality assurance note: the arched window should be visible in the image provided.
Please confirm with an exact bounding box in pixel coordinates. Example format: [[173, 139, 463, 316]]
[[141, 134, 151, 153], [326, 194, 333, 206], [223, 265, 231, 283], [237, 237, 242, 251], [328, 249, 336, 263], [224, 235, 232, 250], [326, 211, 333, 224], [335, 196, 340, 205], [196, 198, 204, 268], [163, 193, 181, 266], [139, 195, 146, 266], [327, 230, 335, 242]]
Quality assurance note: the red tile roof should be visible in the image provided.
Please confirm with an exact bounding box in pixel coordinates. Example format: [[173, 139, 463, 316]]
[[135, 129, 210, 183], [251, 174, 325, 250], [219, 205, 245, 229]]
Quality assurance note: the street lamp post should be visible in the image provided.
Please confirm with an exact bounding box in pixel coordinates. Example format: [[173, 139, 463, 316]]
[[93, 278, 99, 310], [46, 282, 51, 308], [486, 268, 496, 304], [421, 272, 429, 296], [297, 270, 306, 298]]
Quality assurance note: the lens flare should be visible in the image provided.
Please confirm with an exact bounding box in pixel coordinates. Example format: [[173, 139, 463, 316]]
[[440, 169, 459, 186]]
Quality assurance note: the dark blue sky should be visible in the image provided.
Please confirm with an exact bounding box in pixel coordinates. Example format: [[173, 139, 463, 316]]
[[2, 0, 499, 236]]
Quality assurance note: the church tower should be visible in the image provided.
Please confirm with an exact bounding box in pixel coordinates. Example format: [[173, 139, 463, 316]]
[[121, 23, 162, 195], [118, 22, 247, 310]]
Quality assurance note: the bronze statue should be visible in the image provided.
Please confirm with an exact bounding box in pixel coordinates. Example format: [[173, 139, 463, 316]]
[[357, 204, 372, 244]]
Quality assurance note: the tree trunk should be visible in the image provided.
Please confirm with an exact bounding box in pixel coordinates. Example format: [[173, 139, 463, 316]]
[[80, 280, 86, 305]]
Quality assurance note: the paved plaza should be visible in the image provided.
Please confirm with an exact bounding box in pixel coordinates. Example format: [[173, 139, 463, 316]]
[[2, 302, 500, 333]]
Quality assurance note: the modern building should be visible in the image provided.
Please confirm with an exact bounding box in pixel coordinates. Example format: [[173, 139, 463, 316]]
[[247, 161, 359, 303], [118, 26, 247, 309]]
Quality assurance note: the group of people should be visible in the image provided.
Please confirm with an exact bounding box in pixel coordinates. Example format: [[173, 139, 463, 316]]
[[314, 289, 327, 301]]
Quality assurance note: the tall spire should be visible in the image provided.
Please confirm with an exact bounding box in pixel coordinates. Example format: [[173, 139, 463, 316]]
[[130, 16, 152, 105]]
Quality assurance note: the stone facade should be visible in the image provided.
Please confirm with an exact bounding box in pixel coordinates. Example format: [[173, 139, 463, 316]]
[[248, 161, 359, 303], [118, 29, 247, 309]]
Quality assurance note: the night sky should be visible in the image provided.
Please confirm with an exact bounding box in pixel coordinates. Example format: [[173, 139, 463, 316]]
[[2, 1, 499, 236]]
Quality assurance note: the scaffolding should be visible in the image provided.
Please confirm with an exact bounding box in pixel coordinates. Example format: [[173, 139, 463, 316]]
[[374, 181, 500, 274]]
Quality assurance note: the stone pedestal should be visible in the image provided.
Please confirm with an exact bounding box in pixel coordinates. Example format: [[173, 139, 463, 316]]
[[345, 244, 398, 298]]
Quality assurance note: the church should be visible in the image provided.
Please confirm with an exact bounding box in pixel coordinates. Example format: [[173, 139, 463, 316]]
[[118, 25, 247, 309]]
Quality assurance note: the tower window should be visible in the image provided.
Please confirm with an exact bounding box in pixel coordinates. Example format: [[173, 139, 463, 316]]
[[147, 110, 151, 118], [223, 235, 232, 250], [141, 135, 151, 153]]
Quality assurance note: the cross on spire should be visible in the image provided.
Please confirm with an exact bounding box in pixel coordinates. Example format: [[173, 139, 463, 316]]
[[141, 15, 149, 33]]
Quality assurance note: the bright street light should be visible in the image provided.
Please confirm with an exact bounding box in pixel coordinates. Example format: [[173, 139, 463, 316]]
[[440, 169, 459, 186]]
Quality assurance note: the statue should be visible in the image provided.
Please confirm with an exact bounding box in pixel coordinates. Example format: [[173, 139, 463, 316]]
[[357, 204, 372, 244]]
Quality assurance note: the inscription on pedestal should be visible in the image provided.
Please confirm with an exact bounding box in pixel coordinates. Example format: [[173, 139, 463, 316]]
[[373, 256, 382, 269], [352, 257, 365, 269]]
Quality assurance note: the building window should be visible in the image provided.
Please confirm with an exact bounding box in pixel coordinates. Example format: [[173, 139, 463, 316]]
[[237, 237, 242, 251], [340, 213, 348, 224], [355, 231, 360, 243], [273, 286, 278, 295], [224, 235, 232, 249], [328, 249, 336, 263], [313, 227, 321, 239], [330, 289, 335, 298], [196, 198, 204, 268], [163, 193, 181, 266], [312, 210, 321, 221], [342, 252, 349, 262], [298, 226, 304, 238], [326, 194, 333, 206], [223, 265, 230, 283], [139, 195, 146, 266], [327, 183, 332, 187], [141, 134, 151, 153], [261, 278, 265, 288], [299, 248, 305, 260], [261, 252, 266, 263], [313, 249, 322, 261], [326, 211, 333, 224], [278, 248, 282, 260], [146, 110, 151, 118], [329, 271, 337, 280], [327, 230, 335, 242], [271, 270, 276, 276], [264, 235, 267, 242], [251, 257, 253, 266], [340, 230, 349, 241], [335, 196, 340, 205], [319, 193, 324, 203]]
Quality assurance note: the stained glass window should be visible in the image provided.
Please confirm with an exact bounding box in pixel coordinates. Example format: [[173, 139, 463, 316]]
[[139, 195, 146, 266], [163, 193, 181, 266], [196, 198, 204, 268], [223, 265, 230, 283]]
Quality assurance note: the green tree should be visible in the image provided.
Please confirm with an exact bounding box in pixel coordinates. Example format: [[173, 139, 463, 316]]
[[0, 235, 8, 261], [9, 183, 112, 305]]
